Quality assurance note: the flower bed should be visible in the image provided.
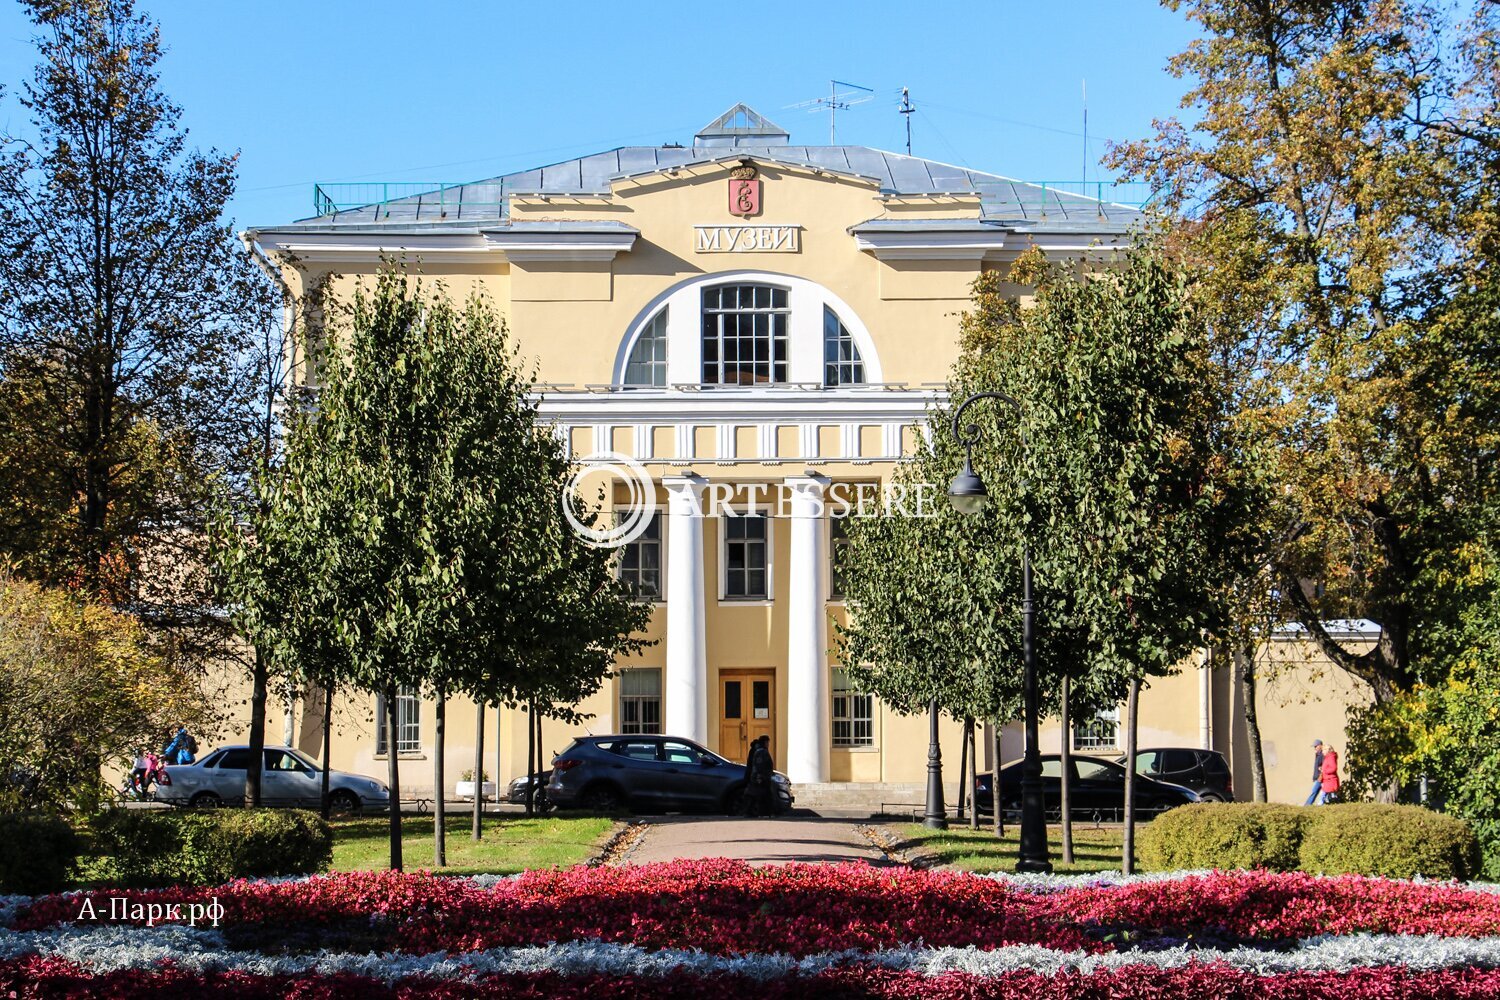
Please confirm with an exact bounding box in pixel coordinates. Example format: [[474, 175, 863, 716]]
[[6, 862, 1500, 997]]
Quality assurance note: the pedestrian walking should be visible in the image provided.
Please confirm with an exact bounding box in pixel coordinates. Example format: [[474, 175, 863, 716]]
[[1305, 739, 1325, 805], [1318, 745, 1341, 804]]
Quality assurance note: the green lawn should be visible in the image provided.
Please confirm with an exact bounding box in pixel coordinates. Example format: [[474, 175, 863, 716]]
[[330, 814, 616, 875], [897, 823, 1125, 873]]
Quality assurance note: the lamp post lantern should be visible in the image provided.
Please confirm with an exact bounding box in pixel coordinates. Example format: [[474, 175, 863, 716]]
[[947, 391, 1052, 874]]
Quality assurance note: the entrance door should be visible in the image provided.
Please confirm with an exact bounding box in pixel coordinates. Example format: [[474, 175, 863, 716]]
[[718, 670, 775, 764]]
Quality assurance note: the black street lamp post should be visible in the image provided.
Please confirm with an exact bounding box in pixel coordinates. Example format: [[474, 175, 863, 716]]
[[948, 391, 1052, 874], [923, 697, 947, 829]]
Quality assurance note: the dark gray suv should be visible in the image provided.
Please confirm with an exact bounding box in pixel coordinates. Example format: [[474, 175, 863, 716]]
[[545, 735, 793, 815]]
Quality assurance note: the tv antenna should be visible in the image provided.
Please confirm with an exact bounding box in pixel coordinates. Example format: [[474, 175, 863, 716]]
[[787, 80, 874, 144], [899, 87, 915, 155]]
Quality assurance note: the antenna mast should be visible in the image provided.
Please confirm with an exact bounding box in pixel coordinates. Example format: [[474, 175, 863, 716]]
[[1082, 79, 1088, 189], [786, 80, 874, 144], [899, 87, 915, 154]]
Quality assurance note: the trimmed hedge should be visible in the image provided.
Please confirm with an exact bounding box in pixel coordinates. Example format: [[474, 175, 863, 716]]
[[91, 808, 333, 887], [1300, 803, 1481, 880], [1139, 801, 1481, 880], [0, 813, 81, 894], [1138, 802, 1304, 873]]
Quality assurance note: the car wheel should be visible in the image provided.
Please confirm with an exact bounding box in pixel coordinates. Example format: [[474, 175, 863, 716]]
[[581, 783, 626, 814], [328, 790, 360, 816], [723, 784, 748, 815], [190, 791, 223, 809], [1198, 792, 1225, 803]]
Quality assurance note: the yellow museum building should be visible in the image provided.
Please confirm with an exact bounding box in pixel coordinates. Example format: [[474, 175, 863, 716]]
[[245, 105, 1373, 808]]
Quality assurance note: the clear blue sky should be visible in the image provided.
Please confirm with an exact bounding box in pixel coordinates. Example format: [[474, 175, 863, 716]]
[[0, 1, 1200, 229]]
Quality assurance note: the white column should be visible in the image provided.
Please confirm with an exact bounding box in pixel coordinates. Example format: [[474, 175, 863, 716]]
[[663, 475, 708, 743], [786, 473, 831, 784]]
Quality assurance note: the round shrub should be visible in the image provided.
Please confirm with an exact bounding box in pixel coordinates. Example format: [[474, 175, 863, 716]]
[[1139, 802, 1305, 872], [0, 813, 81, 893], [91, 808, 333, 887], [1298, 803, 1480, 880]]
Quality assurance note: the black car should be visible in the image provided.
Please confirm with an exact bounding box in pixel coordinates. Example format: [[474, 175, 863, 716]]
[[545, 734, 793, 815], [973, 754, 1199, 820], [1118, 747, 1234, 802]]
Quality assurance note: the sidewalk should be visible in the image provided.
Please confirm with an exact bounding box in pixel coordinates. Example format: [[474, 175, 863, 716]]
[[619, 815, 895, 866]]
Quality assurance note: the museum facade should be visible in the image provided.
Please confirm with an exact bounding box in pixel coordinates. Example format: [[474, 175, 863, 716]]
[[247, 105, 1370, 807]]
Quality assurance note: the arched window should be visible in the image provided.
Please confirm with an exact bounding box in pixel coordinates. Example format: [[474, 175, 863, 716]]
[[701, 284, 789, 386], [622, 308, 668, 388], [823, 306, 865, 386]]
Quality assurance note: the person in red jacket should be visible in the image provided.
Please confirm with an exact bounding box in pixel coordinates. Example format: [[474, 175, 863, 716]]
[[1317, 745, 1341, 804]]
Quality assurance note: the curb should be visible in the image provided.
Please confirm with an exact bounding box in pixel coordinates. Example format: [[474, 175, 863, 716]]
[[590, 821, 651, 867]]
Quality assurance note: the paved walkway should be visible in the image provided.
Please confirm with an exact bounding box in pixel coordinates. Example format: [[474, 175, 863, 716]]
[[620, 816, 895, 866]]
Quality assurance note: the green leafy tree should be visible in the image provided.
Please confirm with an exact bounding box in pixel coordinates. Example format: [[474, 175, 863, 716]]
[[0, 0, 268, 661], [234, 269, 647, 868], [1109, 0, 1500, 703], [955, 248, 1267, 870]]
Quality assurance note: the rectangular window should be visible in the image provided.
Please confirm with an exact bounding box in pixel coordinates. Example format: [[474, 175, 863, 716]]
[[701, 284, 789, 386], [831, 669, 875, 747], [617, 512, 662, 600], [723, 513, 769, 599], [829, 514, 850, 601], [1072, 707, 1120, 752], [618, 669, 662, 735], [375, 687, 422, 755]]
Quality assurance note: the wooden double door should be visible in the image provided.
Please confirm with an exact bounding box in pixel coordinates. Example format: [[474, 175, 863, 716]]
[[718, 669, 775, 765]]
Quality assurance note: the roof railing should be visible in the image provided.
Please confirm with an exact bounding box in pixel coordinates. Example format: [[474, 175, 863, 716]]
[[312, 181, 505, 220], [307, 176, 1155, 218]]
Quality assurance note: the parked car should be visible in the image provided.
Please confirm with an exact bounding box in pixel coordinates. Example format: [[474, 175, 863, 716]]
[[506, 773, 553, 811], [973, 754, 1199, 820], [155, 746, 391, 814], [544, 734, 793, 815], [1117, 747, 1234, 802]]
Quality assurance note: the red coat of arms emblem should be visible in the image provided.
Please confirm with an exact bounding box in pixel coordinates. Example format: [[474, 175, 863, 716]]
[[729, 178, 761, 217]]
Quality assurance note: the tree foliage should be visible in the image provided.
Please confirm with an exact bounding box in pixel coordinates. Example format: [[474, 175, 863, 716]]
[[0, 573, 209, 811], [1109, 0, 1500, 701], [0, 0, 269, 669], [223, 268, 648, 867], [838, 247, 1265, 747]]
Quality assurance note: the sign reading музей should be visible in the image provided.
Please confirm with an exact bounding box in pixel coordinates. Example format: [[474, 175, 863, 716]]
[[694, 224, 801, 253]]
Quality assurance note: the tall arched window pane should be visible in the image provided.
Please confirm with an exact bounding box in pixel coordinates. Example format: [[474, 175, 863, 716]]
[[701, 284, 789, 386], [623, 309, 668, 388], [823, 306, 865, 386]]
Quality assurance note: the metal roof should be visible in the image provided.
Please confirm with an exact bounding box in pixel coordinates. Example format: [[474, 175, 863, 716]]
[[274, 106, 1146, 234]]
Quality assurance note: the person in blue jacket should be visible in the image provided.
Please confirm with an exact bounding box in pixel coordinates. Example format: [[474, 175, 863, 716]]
[[161, 725, 198, 765], [1304, 739, 1324, 805]]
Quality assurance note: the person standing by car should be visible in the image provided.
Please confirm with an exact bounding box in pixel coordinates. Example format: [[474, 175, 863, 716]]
[[1305, 740, 1325, 805], [1317, 745, 1341, 804], [742, 736, 773, 817]]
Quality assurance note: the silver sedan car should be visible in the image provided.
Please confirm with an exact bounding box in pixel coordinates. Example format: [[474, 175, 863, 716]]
[[156, 745, 390, 814]]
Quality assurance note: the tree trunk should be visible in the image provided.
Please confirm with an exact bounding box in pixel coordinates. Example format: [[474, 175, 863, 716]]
[[1060, 675, 1074, 865], [247, 646, 268, 808], [992, 719, 1004, 838], [385, 684, 403, 872], [472, 700, 485, 841], [494, 703, 503, 818], [1122, 677, 1141, 875], [525, 701, 536, 816], [319, 680, 333, 820], [1237, 647, 1268, 802], [434, 691, 447, 868], [957, 717, 971, 823]]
